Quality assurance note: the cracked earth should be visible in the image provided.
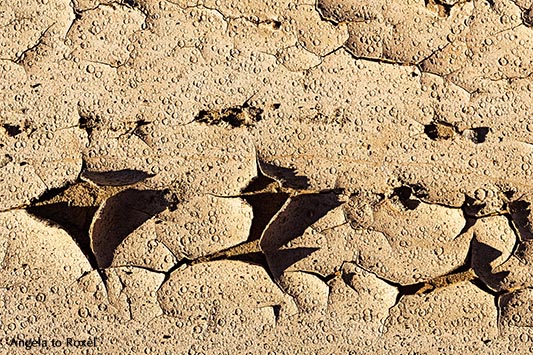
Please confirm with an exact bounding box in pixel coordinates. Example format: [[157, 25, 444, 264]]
[[2, 0, 533, 353]]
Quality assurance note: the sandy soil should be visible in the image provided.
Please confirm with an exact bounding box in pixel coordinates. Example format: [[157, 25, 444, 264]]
[[1, 0, 533, 353]]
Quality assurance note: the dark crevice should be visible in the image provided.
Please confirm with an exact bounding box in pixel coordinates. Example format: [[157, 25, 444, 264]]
[[509, 198, 532, 241], [464, 127, 490, 143], [28, 203, 99, 268], [0, 154, 13, 168], [272, 305, 281, 324], [424, 0, 458, 17], [464, 229, 512, 299], [242, 171, 289, 242], [26, 180, 100, 269], [198, 239, 281, 288], [301, 269, 338, 285], [260, 193, 343, 253], [425, 120, 490, 143], [225, 250, 268, 266], [243, 190, 288, 240], [29, 182, 76, 204], [249, 18, 282, 29], [470, 277, 503, 297], [522, 6, 533, 27], [121, 0, 138, 7], [391, 184, 428, 210], [81, 169, 155, 186], [242, 170, 277, 193], [503, 212, 522, 258], [258, 160, 310, 190], [124, 119, 152, 141], [463, 194, 486, 216], [456, 217, 477, 239], [341, 47, 411, 65], [314, 0, 339, 25], [3, 124, 22, 137], [78, 112, 101, 136], [424, 121, 456, 140], [155, 258, 192, 294], [343, 264, 426, 306]]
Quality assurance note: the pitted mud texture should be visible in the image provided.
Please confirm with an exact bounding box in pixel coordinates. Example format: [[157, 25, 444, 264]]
[[2, 0, 533, 353]]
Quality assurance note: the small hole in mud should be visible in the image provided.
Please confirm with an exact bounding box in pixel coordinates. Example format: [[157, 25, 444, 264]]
[[424, 122, 455, 141], [463, 127, 489, 144]]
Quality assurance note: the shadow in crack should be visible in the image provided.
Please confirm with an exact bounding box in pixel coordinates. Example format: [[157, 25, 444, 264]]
[[265, 247, 320, 278], [463, 195, 486, 217], [261, 193, 343, 277], [226, 251, 268, 266], [470, 238, 510, 290], [258, 160, 310, 190], [242, 172, 290, 242], [90, 189, 169, 268], [27, 202, 99, 268], [81, 169, 154, 186], [391, 185, 428, 210], [510, 199, 533, 240]]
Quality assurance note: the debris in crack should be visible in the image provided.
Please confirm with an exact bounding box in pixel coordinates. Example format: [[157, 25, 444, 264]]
[[424, 121, 456, 140], [522, 6, 533, 27], [416, 268, 477, 294], [0, 154, 13, 168], [424, 0, 455, 17], [194, 104, 264, 128], [78, 112, 101, 136], [425, 120, 490, 144], [463, 126, 490, 144]]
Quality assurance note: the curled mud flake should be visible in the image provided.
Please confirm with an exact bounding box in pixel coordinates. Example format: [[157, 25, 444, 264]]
[[7, 0, 533, 351], [90, 189, 169, 268]]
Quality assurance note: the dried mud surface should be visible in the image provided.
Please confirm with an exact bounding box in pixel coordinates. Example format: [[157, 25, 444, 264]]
[[2, 0, 533, 353]]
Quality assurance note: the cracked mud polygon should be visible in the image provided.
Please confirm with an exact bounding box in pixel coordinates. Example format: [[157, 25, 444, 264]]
[[2, 0, 533, 354]]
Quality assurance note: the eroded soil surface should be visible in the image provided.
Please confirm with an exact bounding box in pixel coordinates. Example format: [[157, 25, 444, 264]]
[[2, 0, 533, 353]]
